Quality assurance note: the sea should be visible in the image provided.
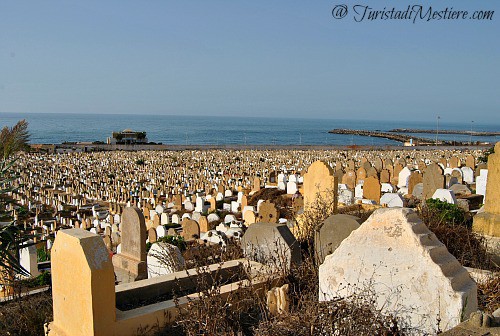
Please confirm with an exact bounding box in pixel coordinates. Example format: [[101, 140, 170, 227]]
[[1, 112, 499, 146]]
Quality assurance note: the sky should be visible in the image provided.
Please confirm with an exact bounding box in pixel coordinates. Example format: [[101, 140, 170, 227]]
[[0, 1, 499, 122]]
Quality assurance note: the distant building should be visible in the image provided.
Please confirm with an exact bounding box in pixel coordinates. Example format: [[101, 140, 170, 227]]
[[107, 129, 148, 145]]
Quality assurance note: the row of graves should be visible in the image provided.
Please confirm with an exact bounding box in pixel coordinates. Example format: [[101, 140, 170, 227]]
[[4, 146, 499, 334]]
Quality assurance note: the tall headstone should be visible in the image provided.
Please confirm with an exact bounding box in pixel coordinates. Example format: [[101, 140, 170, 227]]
[[363, 176, 381, 204], [303, 160, 338, 211], [50, 229, 115, 336], [181, 219, 200, 241], [407, 172, 423, 195], [473, 142, 500, 237], [423, 163, 445, 200], [112, 207, 147, 281]]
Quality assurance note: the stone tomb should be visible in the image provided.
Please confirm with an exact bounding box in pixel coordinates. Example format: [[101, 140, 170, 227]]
[[319, 208, 477, 334], [112, 207, 147, 281]]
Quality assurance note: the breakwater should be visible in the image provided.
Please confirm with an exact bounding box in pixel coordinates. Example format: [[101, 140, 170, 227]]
[[388, 128, 500, 136], [328, 129, 467, 146]]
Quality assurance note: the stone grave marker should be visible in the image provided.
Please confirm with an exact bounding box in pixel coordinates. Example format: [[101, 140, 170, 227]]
[[319, 208, 477, 334], [423, 163, 445, 200], [314, 214, 361, 265], [181, 219, 200, 241], [363, 176, 381, 204], [241, 222, 301, 271], [112, 207, 147, 281], [258, 200, 279, 223], [473, 142, 500, 237], [303, 160, 338, 211], [147, 242, 185, 278]]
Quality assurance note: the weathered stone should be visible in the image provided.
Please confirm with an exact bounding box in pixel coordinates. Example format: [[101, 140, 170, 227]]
[[50, 229, 115, 336], [314, 214, 361, 264], [112, 207, 147, 281], [363, 176, 381, 204], [258, 200, 279, 223], [423, 163, 445, 200], [241, 222, 301, 271], [473, 142, 500, 237], [303, 160, 338, 211], [319, 208, 477, 334], [181, 218, 200, 241], [147, 242, 185, 278], [267, 284, 289, 316]]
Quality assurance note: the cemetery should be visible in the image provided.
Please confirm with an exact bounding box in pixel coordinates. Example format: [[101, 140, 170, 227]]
[[0, 121, 499, 335]]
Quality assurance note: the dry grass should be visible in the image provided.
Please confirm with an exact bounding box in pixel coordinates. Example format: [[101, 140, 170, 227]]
[[477, 275, 500, 314], [0, 291, 53, 336], [418, 202, 498, 271]]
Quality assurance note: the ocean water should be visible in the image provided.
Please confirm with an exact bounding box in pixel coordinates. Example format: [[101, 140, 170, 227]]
[[1, 113, 499, 146]]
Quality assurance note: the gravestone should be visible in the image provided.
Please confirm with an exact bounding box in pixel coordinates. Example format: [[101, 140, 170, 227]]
[[198, 216, 210, 232], [341, 170, 356, 190], [473, 142, 500, 237], [465, 155, 475, 169], [397, 167, 412, 188], [475, 169, 488, 198], [207, 213, 220, 223], [449, 156, 459, 169], [408, 172, 423, 195], [241, 222, 301, 271], [423, 163, 445, 200], [112, 207, 147, 281], [181, 219, 200, 241], [363, 176, 381, 204], [156, 225, 166, 238], [147, 242, 185, 278], [412, 183, 424, 199], [449, 184, 471, 197], [19, 243, 40, 278], [258, 200, 279, 223], [314, 214, 361, 265], [380, 169, 390, 183], [319, 208, 477, 334], [148, 228, 157, 243], [356, 167, 367, 183], [380, 193, 404, 208], [50, 229, 115, 336], [460, 167, 474, 184], [303, 160, 338, 211], [244, 210, 257, 225]]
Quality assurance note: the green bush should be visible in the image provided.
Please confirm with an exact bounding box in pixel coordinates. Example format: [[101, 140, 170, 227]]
[[37, 247, 50, 262], [425, 198, 466, 225], [147, 235, 187, 252], [19, 271, 51, 288]]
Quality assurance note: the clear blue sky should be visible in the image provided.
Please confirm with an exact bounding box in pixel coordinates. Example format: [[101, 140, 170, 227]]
[[1, 1, 498, 121]]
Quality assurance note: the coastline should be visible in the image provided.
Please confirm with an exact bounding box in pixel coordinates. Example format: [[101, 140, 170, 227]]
[[30, 143, 492, 152]]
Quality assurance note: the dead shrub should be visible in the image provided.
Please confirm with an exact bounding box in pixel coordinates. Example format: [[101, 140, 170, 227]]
[[477, 274, 500, 314], [0, 291, 53, 336], [418, 201, 497, 271]]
